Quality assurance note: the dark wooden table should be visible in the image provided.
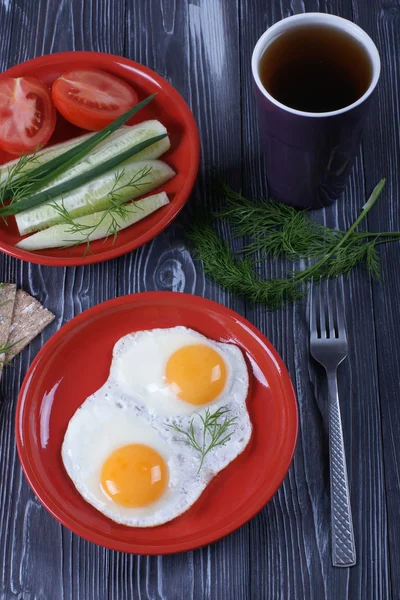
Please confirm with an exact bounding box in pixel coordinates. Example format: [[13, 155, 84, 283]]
[[1, 1, 399, 599]]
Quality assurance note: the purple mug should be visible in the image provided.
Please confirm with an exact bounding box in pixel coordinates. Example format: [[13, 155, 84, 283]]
[[251, 13, 381, 209]]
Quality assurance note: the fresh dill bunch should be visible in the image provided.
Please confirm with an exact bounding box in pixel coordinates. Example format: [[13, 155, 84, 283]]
[[167, 406, 237, 473], [189, 178, 396, 310], [187, 219, 303, 309], [217, 187, 339, 259], [50, 165, 151, 255], [216, 180, 400, 263]]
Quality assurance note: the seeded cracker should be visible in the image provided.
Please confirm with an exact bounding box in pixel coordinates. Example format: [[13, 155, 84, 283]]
[[0, 284, 17, 376], [5, 290, 55, 363]]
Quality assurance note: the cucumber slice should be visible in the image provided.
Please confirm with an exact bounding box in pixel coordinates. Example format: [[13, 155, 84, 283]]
[[1, 120, 170, 189], [0, 128, 128, 185], [16, 160, 175, 235], [35, 120, 170, 194], [16, 192, 170, 251]]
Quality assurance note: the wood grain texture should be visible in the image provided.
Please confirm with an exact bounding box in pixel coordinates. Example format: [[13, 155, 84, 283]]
[[0, 0, 398, 598], [354, 0, 400, 595]]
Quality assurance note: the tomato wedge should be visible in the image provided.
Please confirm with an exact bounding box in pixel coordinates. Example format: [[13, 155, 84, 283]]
[[52, 69, 138, 131], [0, 77, 56, 155]]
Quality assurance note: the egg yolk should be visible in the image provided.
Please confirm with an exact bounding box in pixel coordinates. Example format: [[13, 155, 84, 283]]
[[101, 444, 168, 507], [165, 344, 227, 405]]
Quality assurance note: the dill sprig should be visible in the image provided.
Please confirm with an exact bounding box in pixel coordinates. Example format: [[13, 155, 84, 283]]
[[0, 339, 21, 365], [0, 151, 42, 213], [167, 406, 237, 473], [189, 178, 399, 310], [50, 165, 152, 255]]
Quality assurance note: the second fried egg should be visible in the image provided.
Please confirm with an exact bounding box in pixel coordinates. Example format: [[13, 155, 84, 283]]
[[110, 326, 249, 416]]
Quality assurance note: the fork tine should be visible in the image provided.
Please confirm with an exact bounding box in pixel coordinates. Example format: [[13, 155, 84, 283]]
[[310, 278, 318, 339], [327, 278, 336, 338], [318, 277, 326, 338], [335, 279, 347, 340]]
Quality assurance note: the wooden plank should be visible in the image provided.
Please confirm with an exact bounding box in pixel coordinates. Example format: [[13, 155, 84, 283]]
[[0, 0, 14, 72], [353, 0, 400, 595]]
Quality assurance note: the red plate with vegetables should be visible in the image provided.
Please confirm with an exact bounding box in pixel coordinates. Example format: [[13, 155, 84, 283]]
[[0, 52, 200, 266]]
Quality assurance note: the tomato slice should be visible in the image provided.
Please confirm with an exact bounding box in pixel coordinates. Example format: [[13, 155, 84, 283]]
[[0, 77, 56, 155], [52, 69, 138, 131]]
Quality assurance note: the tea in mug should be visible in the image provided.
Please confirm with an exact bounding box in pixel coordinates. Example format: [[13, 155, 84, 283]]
[[258, 24, 373, 113]]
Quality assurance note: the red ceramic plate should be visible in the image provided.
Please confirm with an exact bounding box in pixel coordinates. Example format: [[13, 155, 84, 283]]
[[0, 52, 200, 266], [16, 293, 298, 554]]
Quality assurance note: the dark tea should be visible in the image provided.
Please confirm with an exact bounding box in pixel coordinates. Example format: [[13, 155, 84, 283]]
[[258, 24, 373, 113]]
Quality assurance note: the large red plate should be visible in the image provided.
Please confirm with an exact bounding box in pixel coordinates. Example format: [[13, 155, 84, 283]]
[[16, 293, 298, 554], [0, 52, 200, 266]]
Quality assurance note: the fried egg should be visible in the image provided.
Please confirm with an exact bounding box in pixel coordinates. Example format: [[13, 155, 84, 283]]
[[62, 327, 252, 527], [110, 327, 248, 416]]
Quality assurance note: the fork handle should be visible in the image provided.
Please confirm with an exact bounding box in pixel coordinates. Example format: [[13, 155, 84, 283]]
[[327, 371, 356, 567]]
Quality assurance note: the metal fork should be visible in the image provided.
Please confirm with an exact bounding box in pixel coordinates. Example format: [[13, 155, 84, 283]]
[[309, 278, 356, 567]]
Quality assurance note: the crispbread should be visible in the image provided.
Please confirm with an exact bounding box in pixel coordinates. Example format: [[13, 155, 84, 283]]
[[5, 290, 55, 362], [0, 283, 17, 376]]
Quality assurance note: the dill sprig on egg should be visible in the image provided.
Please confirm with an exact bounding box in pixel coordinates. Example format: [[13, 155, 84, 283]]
[[167, 406, 237, 473]]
